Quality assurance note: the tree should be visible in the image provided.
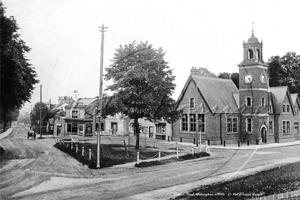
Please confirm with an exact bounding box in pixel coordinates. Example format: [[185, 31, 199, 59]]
[[268, 52, 300, 96], [0, 2, 39, 129], [104, 41, 181, 149], [218, 72, 239, 89], [194, 67, 217, 77]]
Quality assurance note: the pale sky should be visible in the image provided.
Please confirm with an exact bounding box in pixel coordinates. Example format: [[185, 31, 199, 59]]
[[3, 0, 300, 114]]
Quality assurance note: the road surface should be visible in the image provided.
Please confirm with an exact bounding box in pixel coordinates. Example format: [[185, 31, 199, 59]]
[[1, 126, 299, 199]]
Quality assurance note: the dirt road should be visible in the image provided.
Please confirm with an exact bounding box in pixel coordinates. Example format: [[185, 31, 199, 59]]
[[1, 126, 300, 199]]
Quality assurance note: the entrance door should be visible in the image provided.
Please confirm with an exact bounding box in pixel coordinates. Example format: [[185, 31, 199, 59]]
[[261, 127, 267, 143], [111, 123, 117, 135], [57, 125, 61, 136]]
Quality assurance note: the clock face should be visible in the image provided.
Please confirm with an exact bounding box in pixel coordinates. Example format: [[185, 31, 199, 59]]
[[244, 74, 253, 83], [260, 74, 266, 84]]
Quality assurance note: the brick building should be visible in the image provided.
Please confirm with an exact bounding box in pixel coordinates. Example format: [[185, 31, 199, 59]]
[[173, 33, 300, 144]]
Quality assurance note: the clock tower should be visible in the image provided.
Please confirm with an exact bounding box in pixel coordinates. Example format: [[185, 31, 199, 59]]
[[238, 30, 269, 143]]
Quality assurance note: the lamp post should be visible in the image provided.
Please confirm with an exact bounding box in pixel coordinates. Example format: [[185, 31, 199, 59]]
[[39, 84, 42, 138]]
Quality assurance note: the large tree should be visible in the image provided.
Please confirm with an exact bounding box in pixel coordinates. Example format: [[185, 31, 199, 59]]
[[104, 41, 181, 149], [218, 72, 239, 89], [268, 52, 300, 96], [0, 2, 39, 129]]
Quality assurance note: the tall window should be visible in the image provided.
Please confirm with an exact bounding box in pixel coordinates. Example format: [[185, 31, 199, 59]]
[[190, 98, 195, 109], [227, 117, 238, 133], [247, 49, 253, 59], [189, 114, 196, 132], [283, 120, 290, 134], [198, 114, 205, 132], [72, 110, 78, 118], [257, 49, 260, 60], [295, 107, 299, 115], [156, 126, 165, 135], [269, 121, 273, 135], [282, 104, 290, 113], [269, 104, 273, 113], [261, 97, 265, 107], [294, 122, 299, 134], [246, 118, 252, 132], [181, 114, 188, 131], [246, 97, 252, 107]]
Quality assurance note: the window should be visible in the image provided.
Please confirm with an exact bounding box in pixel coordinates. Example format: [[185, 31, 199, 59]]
[[246, 118, 252, 132], [72, 110, 78, 118], [227, 117, 238, 133], [269, 121, 273, 135], [189, 114, 196, 132], [198, 114, 205, 132], [247, 49, 253, 59], [283, 120, 290, 134], [156, 126, 165, 135], [100, 122, 105, 131], [295, 107, 299, 115], [261, 97, 265, 107], [269, 104, 272, 113], [294, 122, 299, 134], [181, 114, 188, 131], [246, 97, 252, 107], [257, 49, 260, 60], [282, 104, 290, 113], [190, 98, 195, 109]]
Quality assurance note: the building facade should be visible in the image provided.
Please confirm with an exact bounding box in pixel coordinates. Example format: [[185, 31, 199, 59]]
[[173, 33, 300, 144]]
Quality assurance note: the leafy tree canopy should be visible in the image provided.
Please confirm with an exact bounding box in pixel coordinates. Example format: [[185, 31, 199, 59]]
[[30, 102, 58, 126], [104, 41, 181, 149], [218, 72, 239, 89], [268, 52, 300, 96], [0, 2, 39, 125]]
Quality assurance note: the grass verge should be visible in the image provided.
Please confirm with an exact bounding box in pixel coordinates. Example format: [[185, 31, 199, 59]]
[[54, 142, 172, 169], [135, 152, 210, 168], [175, 161, 300, 200]]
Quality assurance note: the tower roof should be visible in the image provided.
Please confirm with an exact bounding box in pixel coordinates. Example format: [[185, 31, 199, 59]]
[[247, 36, 259, 44]]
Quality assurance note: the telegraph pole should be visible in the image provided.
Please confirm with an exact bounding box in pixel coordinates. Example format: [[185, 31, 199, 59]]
[[96, 24, 107, 169], [39, 84, 42, 138]]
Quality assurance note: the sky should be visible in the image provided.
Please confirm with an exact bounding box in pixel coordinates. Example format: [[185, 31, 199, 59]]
[[3, 0, 300, 114]]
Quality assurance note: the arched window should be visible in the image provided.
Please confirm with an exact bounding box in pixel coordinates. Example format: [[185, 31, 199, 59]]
[[257, 49, 260, 60], [247, 49, 253, 60]]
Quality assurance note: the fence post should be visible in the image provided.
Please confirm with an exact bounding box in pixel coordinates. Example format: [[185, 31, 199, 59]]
[[66, 142, 69, 148], [223, 140, 226, 147], [193, 138, 195, 144], [137, 152, 140, 164], [168, 136, 170, 141], [192, 146, 194, 155], [180, 137, 182, 143], [238, 140, 240, 147], [247, 139, 250, 146], [89, 149, 91, 161], [76, 144, 78, 153], [159, 149, 161, 161], [208, 140, 210, 146], [82, 146, 84, 156]]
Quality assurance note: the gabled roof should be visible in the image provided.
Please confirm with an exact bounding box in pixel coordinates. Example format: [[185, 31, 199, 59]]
[[269, 86, 294, 114], [291, 94, 300, 107], [176, 74, 239, 114]]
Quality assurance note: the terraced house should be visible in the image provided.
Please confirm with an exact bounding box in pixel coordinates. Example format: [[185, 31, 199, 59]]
[[173, 33, 300, 144]]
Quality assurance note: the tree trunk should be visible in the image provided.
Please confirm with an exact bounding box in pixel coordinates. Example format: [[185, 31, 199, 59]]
[[134, 118, 140, 150]]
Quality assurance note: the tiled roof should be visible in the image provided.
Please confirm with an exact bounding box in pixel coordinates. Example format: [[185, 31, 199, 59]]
[[269, 86, 289, 114], [291, 94, 299, 106], [191, 75, 239, 113]]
